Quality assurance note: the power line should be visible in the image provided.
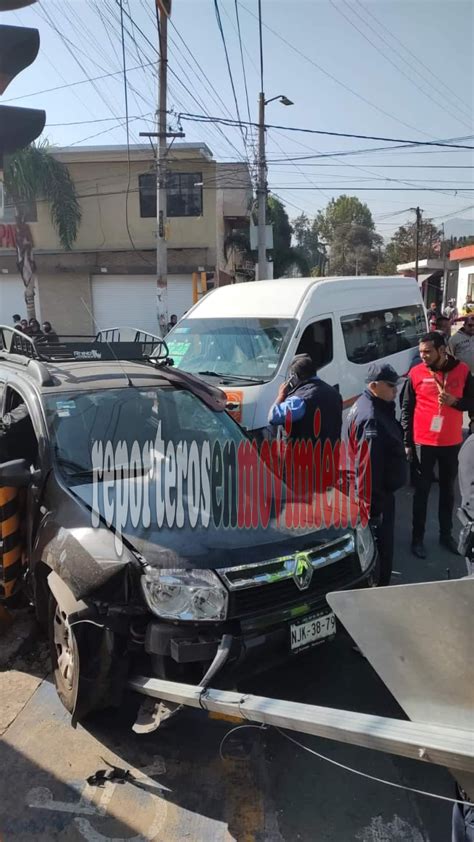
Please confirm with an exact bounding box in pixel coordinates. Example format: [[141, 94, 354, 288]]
[[179, 114, 474, 149], [354, 0, 473, 120], [213, 0, 249, 157], [118, 0, 154, 267], [257, 0, 264, 92], [235, 0, 252, 124], [113, 0, 248, 161], [329, 0, 472, 131], [2, 58, 155, 103], [238, 0, 440, 139]]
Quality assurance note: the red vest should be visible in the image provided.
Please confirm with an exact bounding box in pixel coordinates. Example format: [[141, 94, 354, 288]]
[[409, 361, 469, 446]]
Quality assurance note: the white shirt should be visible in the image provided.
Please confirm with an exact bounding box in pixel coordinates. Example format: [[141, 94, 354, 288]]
[[458, 434, 474, 513]]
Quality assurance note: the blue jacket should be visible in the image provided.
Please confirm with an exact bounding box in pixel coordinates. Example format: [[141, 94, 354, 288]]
[[269, 376, 342, 446], [343, 389, 406, 517]]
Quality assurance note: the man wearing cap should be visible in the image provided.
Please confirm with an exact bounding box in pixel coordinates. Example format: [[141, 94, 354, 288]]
[[401, 331, 474, 559], [342, 363, 406, 586], [268, 354, 342, 448]]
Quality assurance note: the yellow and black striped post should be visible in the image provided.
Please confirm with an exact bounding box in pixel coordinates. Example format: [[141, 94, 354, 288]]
[[0, 487, 22, 603]]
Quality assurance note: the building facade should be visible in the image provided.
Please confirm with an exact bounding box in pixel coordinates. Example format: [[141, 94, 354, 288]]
[[448, 245, 474, 310], [0, 143, 252, 334]]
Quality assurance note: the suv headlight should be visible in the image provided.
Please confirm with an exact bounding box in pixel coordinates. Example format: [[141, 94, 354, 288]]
[[141, 568, 228, 621], [356, 525, 375, 572]]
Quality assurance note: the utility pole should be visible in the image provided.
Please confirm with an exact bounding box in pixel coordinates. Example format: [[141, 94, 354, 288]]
[[141, 2, 184, 336], [413, 206, 423, 302], [257, 91, 267, 281], [156, 0, 169, 336]]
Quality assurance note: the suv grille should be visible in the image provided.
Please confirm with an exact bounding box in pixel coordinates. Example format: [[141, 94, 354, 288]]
[[218, 534, 363, 619], [228, 553, 360, 618]]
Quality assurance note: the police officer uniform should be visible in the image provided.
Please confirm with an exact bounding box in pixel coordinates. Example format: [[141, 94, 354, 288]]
[[343, 363, 406, 586]]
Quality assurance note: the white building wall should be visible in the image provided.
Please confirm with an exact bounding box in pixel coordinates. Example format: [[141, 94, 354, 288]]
[[457, 259, 474, 309]]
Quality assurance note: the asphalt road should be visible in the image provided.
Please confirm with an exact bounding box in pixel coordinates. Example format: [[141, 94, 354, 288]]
[[0, 481, 467, 842]]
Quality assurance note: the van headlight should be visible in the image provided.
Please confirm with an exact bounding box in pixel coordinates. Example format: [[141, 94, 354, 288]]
[[356, 525, 375, 572], [141, 568, 228, 621]]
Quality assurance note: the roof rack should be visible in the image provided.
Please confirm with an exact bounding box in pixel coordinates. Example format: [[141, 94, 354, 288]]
[[0, 325, 170, 365]]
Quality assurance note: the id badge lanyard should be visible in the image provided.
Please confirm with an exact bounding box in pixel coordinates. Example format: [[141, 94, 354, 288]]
[[430, 371, 446, 433]]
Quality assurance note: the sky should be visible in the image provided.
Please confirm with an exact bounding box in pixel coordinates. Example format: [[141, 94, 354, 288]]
[[2, 0, 474, 239]]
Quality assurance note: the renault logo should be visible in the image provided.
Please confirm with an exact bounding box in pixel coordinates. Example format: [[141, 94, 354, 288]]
[[294, 552, 313, 590]]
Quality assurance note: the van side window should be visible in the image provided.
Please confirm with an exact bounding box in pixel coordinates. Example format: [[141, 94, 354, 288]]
[[341, 305, 425, 364], [296, 318, 333, 368]]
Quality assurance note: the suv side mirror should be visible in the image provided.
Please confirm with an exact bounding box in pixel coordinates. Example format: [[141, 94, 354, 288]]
[[0, 459, 34, 488]]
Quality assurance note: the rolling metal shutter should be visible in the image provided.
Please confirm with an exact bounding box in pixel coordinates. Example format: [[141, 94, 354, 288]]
[[91, 274, 193, 333], [0, 276, 40, 324], [92, 275, 159, 334]]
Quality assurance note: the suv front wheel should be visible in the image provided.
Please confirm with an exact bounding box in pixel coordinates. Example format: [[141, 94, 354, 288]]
[[48, 595, 79, 714]]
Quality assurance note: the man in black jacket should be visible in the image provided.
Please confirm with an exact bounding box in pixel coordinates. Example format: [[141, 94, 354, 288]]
[[268, 354, 342, 448], [343, 363, 407, 585]]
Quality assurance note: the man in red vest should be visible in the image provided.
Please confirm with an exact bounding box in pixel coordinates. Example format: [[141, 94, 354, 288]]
[[401, 331, 474, 559]]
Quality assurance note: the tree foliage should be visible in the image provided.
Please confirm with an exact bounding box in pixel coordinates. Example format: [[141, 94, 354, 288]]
[[4, 140, 81, 250], [314, 195, 382, 275], [266, 196, 309, 277], [292, 213, 327, 273], [378, 219, 442, 273]]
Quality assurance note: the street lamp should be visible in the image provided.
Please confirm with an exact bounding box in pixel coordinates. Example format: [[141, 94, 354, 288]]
[[257, 92, 294, 281]]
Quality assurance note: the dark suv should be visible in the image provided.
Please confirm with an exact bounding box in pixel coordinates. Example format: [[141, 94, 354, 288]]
[[0, 326, 376, 723]]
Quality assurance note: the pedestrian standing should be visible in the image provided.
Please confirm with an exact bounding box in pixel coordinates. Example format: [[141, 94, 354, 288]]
[[449, 316, 474, 434], [435, 315, 451, 343], [42, 321, 60, 344], [343, 363, 406, 585], [268, 353, 342, 449], [401, 331, 474, 558], [444, 299, 458, 324], [428, 301, 440, 330], [449, 316, 474, 374]]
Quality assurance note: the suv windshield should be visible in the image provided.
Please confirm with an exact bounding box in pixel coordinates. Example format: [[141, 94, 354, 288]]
[[45, 387, 245, 483], [164, 318, 296, 382]]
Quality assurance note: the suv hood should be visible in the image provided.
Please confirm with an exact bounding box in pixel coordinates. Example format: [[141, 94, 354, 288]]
[[71, 478, 356, 570]]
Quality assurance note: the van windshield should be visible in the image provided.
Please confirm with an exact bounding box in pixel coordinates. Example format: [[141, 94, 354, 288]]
[[165, 318, 296, 382]]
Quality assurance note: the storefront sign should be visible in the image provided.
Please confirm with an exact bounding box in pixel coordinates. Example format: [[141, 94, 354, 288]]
[[0, 224, 17, 248]]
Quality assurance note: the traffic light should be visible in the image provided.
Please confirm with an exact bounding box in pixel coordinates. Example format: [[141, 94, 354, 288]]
[[0, 5, 45, 213]]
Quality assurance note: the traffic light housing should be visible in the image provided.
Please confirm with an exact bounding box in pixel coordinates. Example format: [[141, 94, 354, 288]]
[[0, 16, 45, 164]]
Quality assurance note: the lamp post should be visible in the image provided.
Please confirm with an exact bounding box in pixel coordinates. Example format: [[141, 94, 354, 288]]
[[257, 94, 293, 281]]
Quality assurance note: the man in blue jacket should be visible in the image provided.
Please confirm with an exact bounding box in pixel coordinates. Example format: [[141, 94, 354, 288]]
[[343, 362, 407, 586], [268, 354, 342, 448]]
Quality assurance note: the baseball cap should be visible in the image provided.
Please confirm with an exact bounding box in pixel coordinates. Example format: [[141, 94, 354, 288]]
[[365, 362, 401, 385]]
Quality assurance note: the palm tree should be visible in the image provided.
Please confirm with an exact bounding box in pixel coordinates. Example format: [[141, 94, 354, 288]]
[[4, 141, 81, 321]]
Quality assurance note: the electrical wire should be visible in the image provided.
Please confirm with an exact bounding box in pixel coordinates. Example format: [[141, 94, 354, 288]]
[[178, 114, 474, 150], [119, 0, 154, 266], [237, 0, 442, 139], [275, 727, 474, 809], [2, 62, 155, 104], [36, 1, 141, 145], [329, 0, 473, 131], [213, 0, 249, 158], [354, 0, 473, 119], [257, 0, 264, 92], [234, 0, 252, 124], [114, 0, 248, 161]]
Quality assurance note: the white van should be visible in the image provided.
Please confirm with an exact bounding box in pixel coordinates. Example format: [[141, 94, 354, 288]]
[[165, 275, 427, 434]]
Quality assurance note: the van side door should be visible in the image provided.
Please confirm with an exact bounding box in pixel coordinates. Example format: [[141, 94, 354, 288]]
[[293, 314, 340, 393]]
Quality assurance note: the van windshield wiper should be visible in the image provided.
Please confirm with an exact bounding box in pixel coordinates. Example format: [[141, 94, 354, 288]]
[[197, 370, 265, 384]]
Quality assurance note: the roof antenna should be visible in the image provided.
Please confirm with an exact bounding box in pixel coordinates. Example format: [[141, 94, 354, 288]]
[[79, 298, 134, 388]]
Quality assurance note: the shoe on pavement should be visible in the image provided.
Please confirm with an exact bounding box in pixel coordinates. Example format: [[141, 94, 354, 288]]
[[439, 535, 460, 555], [411, 542, 427, 559]]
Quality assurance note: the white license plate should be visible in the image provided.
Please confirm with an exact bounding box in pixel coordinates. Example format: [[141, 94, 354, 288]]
[[290, 612, 336, 652]]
